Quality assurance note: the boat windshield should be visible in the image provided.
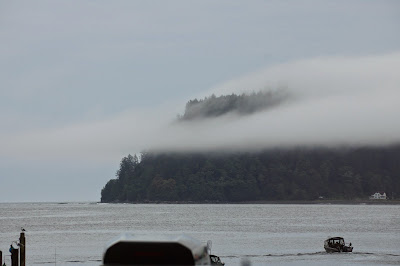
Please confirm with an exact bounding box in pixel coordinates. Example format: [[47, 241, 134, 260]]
[[329, 238, 344, 245]]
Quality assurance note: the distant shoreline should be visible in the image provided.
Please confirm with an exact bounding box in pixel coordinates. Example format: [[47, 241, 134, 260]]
[[2, 200, 399, 205], [101, 199, 400, 205], [240, 200, 400, 205]]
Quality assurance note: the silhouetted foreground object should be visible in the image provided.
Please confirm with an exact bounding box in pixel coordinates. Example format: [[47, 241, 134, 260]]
[[19, 232, 25, 266], [103, 234, 210, 265], [101, 146, 400, 203], [9, 242, 18, 266]]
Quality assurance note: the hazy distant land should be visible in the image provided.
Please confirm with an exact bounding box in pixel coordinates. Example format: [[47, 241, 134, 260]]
[[101, 93, 400, 203]]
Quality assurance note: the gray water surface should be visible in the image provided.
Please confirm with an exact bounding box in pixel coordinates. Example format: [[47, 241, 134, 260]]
[[0, 203, 399, 265]]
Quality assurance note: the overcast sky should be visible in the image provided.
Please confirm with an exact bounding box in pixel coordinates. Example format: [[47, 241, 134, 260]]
[[1, 1, 399, 202]]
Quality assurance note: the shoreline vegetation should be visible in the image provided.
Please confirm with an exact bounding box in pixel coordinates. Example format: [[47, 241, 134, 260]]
[[101, 93, 400, 204], [100, 199, 400, 205], [101, 147, 400, 203]]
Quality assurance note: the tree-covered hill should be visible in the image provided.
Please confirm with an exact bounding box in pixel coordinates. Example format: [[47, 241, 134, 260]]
[[101, 146, 400, 203], [101, 92, 400, 203], [178, 90, 289, 121]]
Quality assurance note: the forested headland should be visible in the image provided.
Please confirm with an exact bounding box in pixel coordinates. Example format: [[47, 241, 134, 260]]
[[101, 147, 400, 202], [101, 93, 400, 203]]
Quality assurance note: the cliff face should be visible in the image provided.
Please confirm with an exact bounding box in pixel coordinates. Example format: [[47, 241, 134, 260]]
[[101, 147, 400, 203]]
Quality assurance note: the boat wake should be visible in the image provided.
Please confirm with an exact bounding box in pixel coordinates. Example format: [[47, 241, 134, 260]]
[[223, 251, 400, 258], [352, 252, 400, 257], [33, 259, 102, 265], [263, 251, 326, 257], [223, 252, 325, 258]]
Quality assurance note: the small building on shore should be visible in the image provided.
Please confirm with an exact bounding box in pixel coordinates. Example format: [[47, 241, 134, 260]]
[[369, 192, 387, 200]]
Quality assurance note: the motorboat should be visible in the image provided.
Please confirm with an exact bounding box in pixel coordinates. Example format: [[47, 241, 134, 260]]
[[324, 237, 353, 253]]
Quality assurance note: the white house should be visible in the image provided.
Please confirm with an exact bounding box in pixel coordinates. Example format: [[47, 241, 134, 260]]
[[369, 192, 387, 200]]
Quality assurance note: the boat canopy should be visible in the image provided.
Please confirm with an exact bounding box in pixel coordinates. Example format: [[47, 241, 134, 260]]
[[325, 237, 345, 244]]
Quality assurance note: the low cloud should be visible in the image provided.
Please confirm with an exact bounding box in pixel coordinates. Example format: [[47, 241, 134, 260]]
[[1, 108, 174, 162], [151, 52, 400, 152], [1, 52, 399, 162]]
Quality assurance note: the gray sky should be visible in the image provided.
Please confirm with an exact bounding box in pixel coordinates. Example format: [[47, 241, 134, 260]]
[[1, 1, 399, 202]]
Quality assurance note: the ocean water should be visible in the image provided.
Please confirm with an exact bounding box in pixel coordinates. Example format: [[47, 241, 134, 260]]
[[0, 203, 399, 265]]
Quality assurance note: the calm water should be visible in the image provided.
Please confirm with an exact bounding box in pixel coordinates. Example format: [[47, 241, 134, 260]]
[[0, 203, 399, 265]]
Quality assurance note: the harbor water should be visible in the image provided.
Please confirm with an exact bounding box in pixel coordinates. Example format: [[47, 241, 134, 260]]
[[0, 202, 399, 265]]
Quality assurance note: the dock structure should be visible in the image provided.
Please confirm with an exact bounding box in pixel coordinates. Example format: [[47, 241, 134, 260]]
[[10, 244, 18, 266], [20, 232, 25, 266], [4, 231, 26, 266]]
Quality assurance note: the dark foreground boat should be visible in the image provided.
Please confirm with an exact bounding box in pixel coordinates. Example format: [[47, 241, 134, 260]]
[[324, 237, 353, 253], [103, 234, 210, 265]]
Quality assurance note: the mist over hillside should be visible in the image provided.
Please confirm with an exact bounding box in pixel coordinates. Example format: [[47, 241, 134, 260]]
[[101, 91, 400, 203], [91, 52, 400, 203], [145, 53, 400, 153]]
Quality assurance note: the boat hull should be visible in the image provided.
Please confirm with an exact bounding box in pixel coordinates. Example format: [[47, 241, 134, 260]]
[[324, 246, 353, 253]]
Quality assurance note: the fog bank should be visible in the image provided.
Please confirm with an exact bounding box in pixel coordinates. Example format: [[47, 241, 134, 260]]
[[1, 52, 399, 161], [151, 52, 400, 152]]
